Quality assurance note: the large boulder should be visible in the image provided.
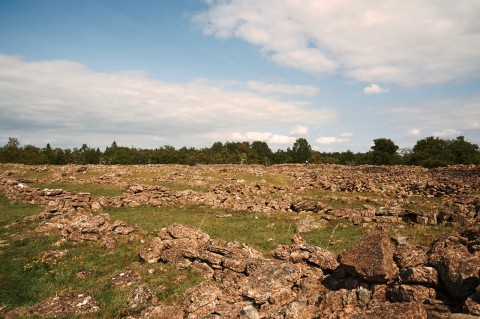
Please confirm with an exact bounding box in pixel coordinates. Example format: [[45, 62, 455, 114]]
[[428, 234, 480, 300], [339, 233, 398, 283]]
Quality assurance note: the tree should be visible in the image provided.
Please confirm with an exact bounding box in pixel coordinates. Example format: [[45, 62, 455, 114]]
[[291, 138, 312, 163], [0, 137, 21, 163], [409, 136, 480, 167], [370, 138, 400, 165], [251, 141, 273, 165]]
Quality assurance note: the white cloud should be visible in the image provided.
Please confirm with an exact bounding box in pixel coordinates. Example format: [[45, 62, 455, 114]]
[[340, 132, 353, 137], [289, 125, 308, 136], [246, 81, 319, 96], [231, 132, 296, 145], [433, 128, 461, 137], [196, 1, 480, 86], [316, 136, 349, 144], [380, 94, 480, 147], [363, 84, 389, 95], [409, 128, 422, 136], [269, 135, 297, 145], [0, 55, 337, 149]]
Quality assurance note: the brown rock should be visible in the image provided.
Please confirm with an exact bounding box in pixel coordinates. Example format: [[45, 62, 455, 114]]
[[353, 301, 427, 319], [339, 233, 398, 283], [399, 266, 438, 286], [182, 281, 224, 319], [139, 237, 165, 263], [135, 304, 184, 319], [428, 235, 480, 300], [390, 284, 436, 302], [464, 292, 480, 316], [127, 284, 157, 311], [394, 244, 428, 269], [30, 291, 99, 317]]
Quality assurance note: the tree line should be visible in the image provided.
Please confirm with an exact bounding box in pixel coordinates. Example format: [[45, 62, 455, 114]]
[[0, 136, 479, 168]]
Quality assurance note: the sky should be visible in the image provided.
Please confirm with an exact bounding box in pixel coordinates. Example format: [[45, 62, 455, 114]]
[[1, 0, 479, 153]]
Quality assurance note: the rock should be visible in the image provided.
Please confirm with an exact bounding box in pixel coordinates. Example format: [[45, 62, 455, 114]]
[[127, 284, 157, 311], [399, 266, 438, 286], [390, 284, 436, 302], [394, 244, 428, 269], [272, 243, 339, 271], [182, 281, 224, 319], [464, 291, 480, 316], [139, 237, 165, 263], [29, 291, 99, 317], [428, 234, 480, 300], [353, 301, 427, 318], [339, 233, 398, 283], [134, 304, 184, 319], [110, 220, 136, 235], [110, 269, 141, 286], [239, 304, 260, 319]]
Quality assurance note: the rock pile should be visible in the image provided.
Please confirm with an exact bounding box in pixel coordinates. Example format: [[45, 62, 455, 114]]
[[135, 223, 480, 318]]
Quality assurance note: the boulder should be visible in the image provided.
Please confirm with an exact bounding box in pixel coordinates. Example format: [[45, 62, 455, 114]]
[[399, 266, 438, 286], [339, 233, 398, 283], [428, 234, 480, 300]]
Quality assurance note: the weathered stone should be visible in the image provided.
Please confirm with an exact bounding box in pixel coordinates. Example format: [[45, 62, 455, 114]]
[[464, 292, 480, 316], [428, 234, 480, 300], [239, 304, 260, 319], [127, 284, 157, 311], [400, 266, 438, 286], [139, 237, 165, 263], [30, 291, 99, 317], [353, 301, 427, 319], [182, 281, 224, 319], [390, 284, 436, 302], [339, 233, 398, 283], [394, 244, 428, 269]]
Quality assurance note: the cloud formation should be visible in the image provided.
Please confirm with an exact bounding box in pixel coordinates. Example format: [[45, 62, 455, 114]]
[[363, 84, 389, 95], [196, 1, 480, 86], [316, 136, 350, 145], [0, 55, 336, 149], [289, 125, 308, 136], [246, 81, 319, 96], [232, 132, 296, 145], [433, 128, 461, 138]]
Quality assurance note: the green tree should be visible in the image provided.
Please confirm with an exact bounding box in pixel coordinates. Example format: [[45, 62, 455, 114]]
[[370, 138, 400, 165], [0, 137, 21, 163], [291, 138, 312, 163], [251, 141, 273, 165], [409, 136, 480, 167]]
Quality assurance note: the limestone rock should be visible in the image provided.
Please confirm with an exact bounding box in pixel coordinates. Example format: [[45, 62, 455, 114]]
[[339, 233, 398, 283]]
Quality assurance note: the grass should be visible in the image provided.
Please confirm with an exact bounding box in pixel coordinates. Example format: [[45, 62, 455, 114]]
[[32, 183, 124, 198], [0, 192, 43, 235], [105, 205, 298, 255], [389, 223, 455, 246], [302, 218, 366, 254], [0, 214, 201, 316]]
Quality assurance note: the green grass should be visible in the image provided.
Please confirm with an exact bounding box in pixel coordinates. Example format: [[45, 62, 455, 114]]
[[302, 218, 366, 254], [0, 192, 43, 235], [11, 169, 54, 180], [0, 222, 201, 316], [105, 205, 298, 255], [32, 183, 124, 198]]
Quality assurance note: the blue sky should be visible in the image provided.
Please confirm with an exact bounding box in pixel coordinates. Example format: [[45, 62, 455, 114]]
[[1, 0, 479, 152]]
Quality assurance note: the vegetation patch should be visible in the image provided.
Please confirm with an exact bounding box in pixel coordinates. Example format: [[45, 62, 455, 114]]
[[105, 205, 298, 255], [32, 183, 124, 198]]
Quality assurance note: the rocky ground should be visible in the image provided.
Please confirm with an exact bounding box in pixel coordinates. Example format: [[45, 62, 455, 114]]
[[0, 163, 479, 318]]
